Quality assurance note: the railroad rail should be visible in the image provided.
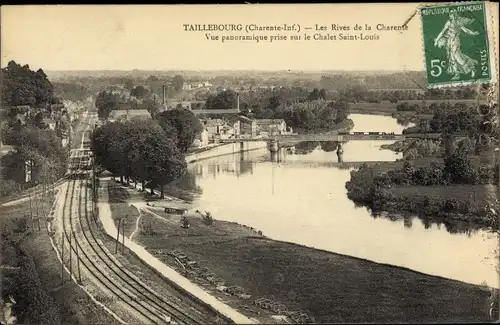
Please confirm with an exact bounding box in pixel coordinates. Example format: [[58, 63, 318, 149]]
[[59, 156, 216, 324]]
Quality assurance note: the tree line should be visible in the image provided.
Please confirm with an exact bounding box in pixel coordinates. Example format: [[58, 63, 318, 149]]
[[0, 61, 68, 197], [374, 153, 498, 188], [91, 109, 202, 197], [201, 88, 351, 132], [403, 102, 498, 151], [1, 60, 60, 107]]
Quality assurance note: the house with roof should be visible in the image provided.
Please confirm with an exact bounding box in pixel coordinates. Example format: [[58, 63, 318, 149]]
[[201, 119, 229, 143], [239, 115, 257, 138], [167, 101, 206, 110], [43, 119, 57, 131], [255, 119, 287, 136], [108, 109, 151, 122]]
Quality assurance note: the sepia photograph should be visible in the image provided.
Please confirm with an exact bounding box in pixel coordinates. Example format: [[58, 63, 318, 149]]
[[0, 3, 499, 324]]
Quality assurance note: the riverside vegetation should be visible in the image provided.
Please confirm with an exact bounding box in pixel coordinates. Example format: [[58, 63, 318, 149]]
[[346, 98, 499, 230]]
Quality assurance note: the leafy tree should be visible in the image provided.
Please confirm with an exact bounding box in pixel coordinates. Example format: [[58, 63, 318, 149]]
[[130, 85, 148, 99], [91, 119, 187, 198], [443, 150, 478, 184], [157, 109, 202, 152], [205, 89, 239, 110], [308, 88, 325, 101], [172, 75, 185, 92], [126, 119, 166, 188], [333, 101, 350, 123], [144, 98, 161, 120], [95, 90, 120, 120], [124, 79, 134, 91], [1, 60, 56, 107], [91, 121, 125, 176]]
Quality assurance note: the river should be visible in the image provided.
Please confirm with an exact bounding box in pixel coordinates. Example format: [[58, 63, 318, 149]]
[[182, 114, 499, 288]]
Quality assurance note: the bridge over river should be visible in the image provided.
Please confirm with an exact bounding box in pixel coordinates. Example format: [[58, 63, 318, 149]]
[[219, 133, 442, 144]]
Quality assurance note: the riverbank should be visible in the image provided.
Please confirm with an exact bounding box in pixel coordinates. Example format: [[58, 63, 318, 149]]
[[345, 159, 499, 229], [109, 178, 494, 324], [0, 195, 119, 325]]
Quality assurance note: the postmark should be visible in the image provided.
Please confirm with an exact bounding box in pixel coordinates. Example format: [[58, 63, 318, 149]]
[[420, 1, 492, 87]]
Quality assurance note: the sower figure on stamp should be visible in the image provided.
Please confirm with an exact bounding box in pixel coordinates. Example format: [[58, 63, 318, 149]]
[[433, 9, 480, 81]]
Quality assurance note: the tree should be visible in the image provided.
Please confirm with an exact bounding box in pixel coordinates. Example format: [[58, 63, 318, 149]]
[[130, 85, 148, 99], [172, 75, 185, 92], [308, 88, 321, 101], [126, 119, 167, 189], [443, 150, 478, 184], [143, 99, 161, 120], [1, 60, 55, 107], [205, 89, 238, 110], [91, 121, 126, 175], [157, 109, 203, 152], [333, 101, 350, 123], [95, 90, 120, 120], [124, 79, 134, 91], [91, 119, 187, 198]]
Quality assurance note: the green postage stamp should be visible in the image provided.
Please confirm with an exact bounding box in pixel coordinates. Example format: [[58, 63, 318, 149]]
[[420, 1, 492, 87]]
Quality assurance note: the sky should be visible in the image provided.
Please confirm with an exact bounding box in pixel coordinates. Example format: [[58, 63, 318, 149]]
[[1, 3, 498, 72]]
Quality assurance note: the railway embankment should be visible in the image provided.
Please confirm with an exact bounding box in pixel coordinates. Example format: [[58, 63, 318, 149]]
[[0, 187, 120, 325]]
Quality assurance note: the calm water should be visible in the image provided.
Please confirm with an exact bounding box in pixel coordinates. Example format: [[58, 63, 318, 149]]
[[183, 114, 499, 287]]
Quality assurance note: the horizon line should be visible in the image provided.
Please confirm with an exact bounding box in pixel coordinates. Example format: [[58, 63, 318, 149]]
[[44, 68, 426, 73]]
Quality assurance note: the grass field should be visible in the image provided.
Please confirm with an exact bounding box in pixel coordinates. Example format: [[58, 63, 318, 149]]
[[107, 181, 142, 238], [0, 197, 119, 325], [133, 209, 493, 324], [387, 184, 497, 210]]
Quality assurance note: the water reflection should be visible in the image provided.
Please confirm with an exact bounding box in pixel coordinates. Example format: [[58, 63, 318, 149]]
[[193, 155, 255, 179], [180, 114, 498, 287], [396, 117, 414, 127], [371, 210, 482, 237]]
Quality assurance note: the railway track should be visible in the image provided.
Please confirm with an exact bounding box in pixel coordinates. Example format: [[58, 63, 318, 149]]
[[60, 163, 211, 324], [77, 175, 210, 324]]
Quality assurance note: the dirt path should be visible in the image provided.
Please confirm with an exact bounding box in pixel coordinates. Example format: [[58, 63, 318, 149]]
[[98, 177, 258, 324], [129, 207, 142, 242]]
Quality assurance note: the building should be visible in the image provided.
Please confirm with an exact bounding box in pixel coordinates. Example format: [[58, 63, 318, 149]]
[[108, 109, 151, 122], [255, 119, 287, 135], [43, 119, 57, 131], [238, 116, 257, 137], [198, 129, 209, 147], [201, 119, 225, 143], [167, 101, 205, 110], [201, 118, 243, 143], [218, 124, 236, 140]]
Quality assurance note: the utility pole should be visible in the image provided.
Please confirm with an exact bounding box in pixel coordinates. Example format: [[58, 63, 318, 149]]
[[28, 179, 34, 230], [74, 231, 82, 284], [69, 231, 73, 281], [122, 219, 125, 253], [61, 233, 65, 285], [115, 219, 122, 254]]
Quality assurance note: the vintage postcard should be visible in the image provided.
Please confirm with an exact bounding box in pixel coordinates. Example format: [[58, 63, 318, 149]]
[[0, 3, 499, 324]]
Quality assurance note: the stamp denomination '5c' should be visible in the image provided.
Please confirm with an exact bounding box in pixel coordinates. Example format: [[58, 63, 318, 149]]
[[420, 1, 492, 87]]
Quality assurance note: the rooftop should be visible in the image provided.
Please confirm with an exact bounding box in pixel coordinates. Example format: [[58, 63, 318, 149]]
[[110, 109, 151, 119], [202, 119, 225, 127], [255, 119, 286, 125]]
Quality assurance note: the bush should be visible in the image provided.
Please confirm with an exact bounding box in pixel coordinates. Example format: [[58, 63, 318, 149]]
[[203, 212, 214, 226], [13, 250, 61, 324], [0, 180, 22, 197]]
